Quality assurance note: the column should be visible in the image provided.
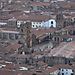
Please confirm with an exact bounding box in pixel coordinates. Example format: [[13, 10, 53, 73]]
[[7, 33, 9, 40], [0, 33, 2, 40], [1, 33, 3, 40]]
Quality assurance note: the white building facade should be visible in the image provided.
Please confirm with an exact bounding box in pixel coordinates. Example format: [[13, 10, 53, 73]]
[[17, 19, 56, 29], [43, 19, 56, 28], [32, 21, 43, 28], [31, 19, 56, 28], [59, 68, 74, 75]]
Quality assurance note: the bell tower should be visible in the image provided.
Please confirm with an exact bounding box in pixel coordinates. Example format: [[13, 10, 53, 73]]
[[18, 21, 31, 54], [56, 12, 64, 29]]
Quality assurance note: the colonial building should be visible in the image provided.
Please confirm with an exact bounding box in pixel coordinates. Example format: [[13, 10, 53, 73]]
[[30, 0, 50, 11], [43, 19, 56, 28], [0, 28, 20, 41]]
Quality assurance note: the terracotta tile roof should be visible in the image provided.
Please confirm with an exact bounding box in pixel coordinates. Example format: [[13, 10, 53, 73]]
[[31, 28, 57, 38], [46, 66, 58, 73], [57, 63, 75, 69], [0, 45, 7, 53], [3, 2, 30, 11], [0, 28, 19, 34], [31, 2, 50, 6], [37, 61, 46, 65], [58, 1, 75, 9], [0, 70, 16, 75], [46, 63, 75, 73], [17, 13, 50, 22], [63, 13, 75, 19], [0, 28, 17, 31], [64, 26, 75, 30], [5, 43, 22, 52], [0, 10, 23, 20], [0, 15, 11, 20], [49, 41, 75, 58]]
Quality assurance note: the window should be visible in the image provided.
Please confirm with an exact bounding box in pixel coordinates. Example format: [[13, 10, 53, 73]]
[[37, 22, 38, 24], [39, 25, 41, 27], [9, 33, 14, 40], [51, 21, 53, 24], [54, 37, 56, 41], [33, 25, 34, 27], [15, 34, 18, 39], [3, 33, 8, 40], [73, 31, 75, 35], [37, 6, 41, 10], [66, 69, 68, 71], [36, 25, 38, 28], [71, 73, 74, 75], [57, 37, 59, 41], [33, 22, 35, 24], [62, 69, 64, 71], [39, 22, 41, 24], [0, 33, 2, 39], [62, 73, 64, 75], [72, 70, 74, 72]]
